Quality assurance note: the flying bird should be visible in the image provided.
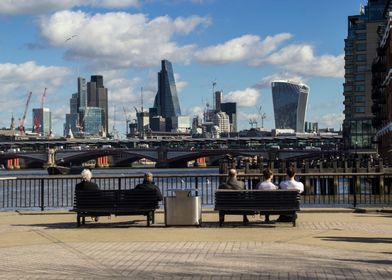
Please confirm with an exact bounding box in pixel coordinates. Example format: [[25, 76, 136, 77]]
[[65, 35, 78, 42]]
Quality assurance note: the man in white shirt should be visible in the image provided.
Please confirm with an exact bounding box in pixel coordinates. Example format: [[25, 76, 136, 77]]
[[256, 169, 277, 224], [256, 169, 278, 190], [277, 166, 303, 222], [279, 167, 304, 193]]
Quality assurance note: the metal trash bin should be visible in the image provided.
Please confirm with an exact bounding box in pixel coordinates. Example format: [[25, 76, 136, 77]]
[[164, 190, 202, 226]]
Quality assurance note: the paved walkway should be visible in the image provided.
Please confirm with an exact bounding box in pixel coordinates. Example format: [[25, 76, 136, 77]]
[[0, 210, 391, 279]]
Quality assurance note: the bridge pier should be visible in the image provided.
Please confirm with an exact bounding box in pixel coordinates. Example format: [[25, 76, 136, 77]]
[[96, 156, 109, 168]]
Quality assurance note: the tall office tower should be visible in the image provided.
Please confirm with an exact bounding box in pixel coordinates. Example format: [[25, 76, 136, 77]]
[[79, 107, 103, 136], [152, 60, 181, 131], [64, 93, 79, 136], [32, 108, 52, 136], [371, 0, 392, 162], [221, 102, 238, 132], [78, 77, 87, 109], [214, 90, 223, 111], [271, 80, 309, 133], [343, 0, 386, 151], [136, 111, 149, 136], [87, 75, 108, 134]]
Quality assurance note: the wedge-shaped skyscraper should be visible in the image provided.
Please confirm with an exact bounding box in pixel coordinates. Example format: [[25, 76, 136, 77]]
[[271, 80, 309, 132]]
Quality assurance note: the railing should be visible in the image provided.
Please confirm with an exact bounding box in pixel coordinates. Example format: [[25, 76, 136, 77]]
[[0, 173, 391, 210]]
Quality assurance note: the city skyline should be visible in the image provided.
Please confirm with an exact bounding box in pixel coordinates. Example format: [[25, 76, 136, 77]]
[[0, 0, 364, 135]]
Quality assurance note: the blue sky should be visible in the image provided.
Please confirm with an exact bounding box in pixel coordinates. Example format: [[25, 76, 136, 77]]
[[0, 0, 364, 136]]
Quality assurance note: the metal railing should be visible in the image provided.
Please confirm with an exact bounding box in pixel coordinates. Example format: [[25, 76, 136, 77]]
[[0, 173, 391, 210]]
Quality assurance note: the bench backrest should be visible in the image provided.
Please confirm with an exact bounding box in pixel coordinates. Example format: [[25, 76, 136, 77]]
[[215, 190, 300, 211], [74, 189, 159, 211]]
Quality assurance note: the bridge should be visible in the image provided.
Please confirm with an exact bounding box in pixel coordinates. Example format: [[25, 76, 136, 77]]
[[0, 146, 338, 169]]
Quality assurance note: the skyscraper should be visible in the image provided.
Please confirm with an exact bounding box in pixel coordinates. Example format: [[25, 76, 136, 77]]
[[220, 102, 237, 133], [78, 77, 87, 109], [343, 0, 386, 151], [152, 60, 181, 131], [87, 75, 108, 135], [271, 80, 309, 132]]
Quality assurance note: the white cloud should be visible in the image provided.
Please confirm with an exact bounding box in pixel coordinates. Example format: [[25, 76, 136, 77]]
[[262, 44, 344, 78], [225, 87, 260, 107], [187, 106, 204, 118], [39, 11, 210, 68], [0, 0, 140, 15], [318, 113, 344, 128], [254, 72, 305, 89], [195, 33, 292, 64], [0, 61, 70, 128], [174, 73, 188, 93]]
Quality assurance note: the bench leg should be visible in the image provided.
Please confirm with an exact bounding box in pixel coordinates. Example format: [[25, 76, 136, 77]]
[[147, 213, 151, 227], [219, 212, 224, 227], [152, 212, 155, 224], [82, 216, 86, 225], [77, 214, 81, 227]]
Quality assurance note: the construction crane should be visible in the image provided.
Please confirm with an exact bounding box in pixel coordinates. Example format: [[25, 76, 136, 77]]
[[19, 91, 33, 134], [123, 106, 131, 135], [34, 88, 47, 133], [249, 118, 257, 129]]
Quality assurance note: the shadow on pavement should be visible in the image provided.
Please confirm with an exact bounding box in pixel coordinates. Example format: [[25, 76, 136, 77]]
[[335, 258, 392, 265], [318, 236, 392, 244], [11, 220, 166, 229]]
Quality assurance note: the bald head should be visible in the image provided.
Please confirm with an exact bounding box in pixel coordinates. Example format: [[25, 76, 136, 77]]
[[228, 169, 237, 178]]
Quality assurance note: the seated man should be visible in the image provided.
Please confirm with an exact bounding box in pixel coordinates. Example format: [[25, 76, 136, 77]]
[[135, 172, 163, 201], [75, 169, 100, 222], [278, 166, 303, 222], [218, 168, 249, 223], [256, 169, 278, 224]]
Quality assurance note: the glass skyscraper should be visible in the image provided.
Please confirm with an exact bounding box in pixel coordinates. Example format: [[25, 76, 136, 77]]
[[271, 80, 309, 133], [153, 60, 181, 130], [32, 108, 52, 136]]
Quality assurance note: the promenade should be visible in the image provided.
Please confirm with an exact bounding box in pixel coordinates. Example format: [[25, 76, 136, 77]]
[[0, 209, 391, 279]]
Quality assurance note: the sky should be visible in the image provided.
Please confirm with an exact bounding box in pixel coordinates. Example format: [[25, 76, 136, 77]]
[[0, 0, 366, 136]]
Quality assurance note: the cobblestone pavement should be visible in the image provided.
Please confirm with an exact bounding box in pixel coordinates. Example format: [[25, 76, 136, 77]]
[[0, 211, 391, 279]]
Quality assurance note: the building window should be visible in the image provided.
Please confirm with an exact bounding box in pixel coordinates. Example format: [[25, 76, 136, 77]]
[[356, 65, 366, 72], [356, 54, 366, 62], [346, 76, 354, 82], [356, 32, 366, 40], [355, 73, 365, 81], [355, 106, 365, 113], [356, 43, 366, 51], [355, 84, 365, 91], [355, 95, 365, 102], [344, 85, 353, 91]]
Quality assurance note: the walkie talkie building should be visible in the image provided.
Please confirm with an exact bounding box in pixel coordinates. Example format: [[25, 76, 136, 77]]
[[271, 80, 309, 132]]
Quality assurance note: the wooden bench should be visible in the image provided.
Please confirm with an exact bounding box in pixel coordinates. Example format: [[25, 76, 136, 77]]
[[71, 189, 160, 227], [214, 190, 301, 227]]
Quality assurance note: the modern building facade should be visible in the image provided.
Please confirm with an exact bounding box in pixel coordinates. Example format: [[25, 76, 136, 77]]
[[32, 108, 52, 136], [87, 75, 108, 135], [343, 0, 386, 151], [271, 80, 309, 133], [371, 0, 392, 163], [79, 107, 103, 136], [152, 60, 181, 131], [220, 102, 237, 133], [212, 111, 230, 133]]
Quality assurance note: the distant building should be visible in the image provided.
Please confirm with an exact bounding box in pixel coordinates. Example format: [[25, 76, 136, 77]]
[[32, 108, 52, 136], [151, 60, 181, 131], [220, 102, 237, 132], [87, 75, 108, 134], [214, 90, 223, 111], [271, 80, 309, 133], [79, 107, 103, 136], [213, 111, 230, 134], [171, 116, 190, 133], [137, 111, 149, 135], [150, 116, 166, 132]]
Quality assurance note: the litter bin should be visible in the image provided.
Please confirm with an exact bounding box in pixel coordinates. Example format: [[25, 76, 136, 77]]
[[164, 190, 202, 226]]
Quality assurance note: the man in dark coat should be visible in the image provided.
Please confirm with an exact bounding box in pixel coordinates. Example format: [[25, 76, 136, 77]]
[[218, 168, 248, 223], [75, 169, 100, 222], [75, 169, 99, 191], [135, 172, 163, 201]]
